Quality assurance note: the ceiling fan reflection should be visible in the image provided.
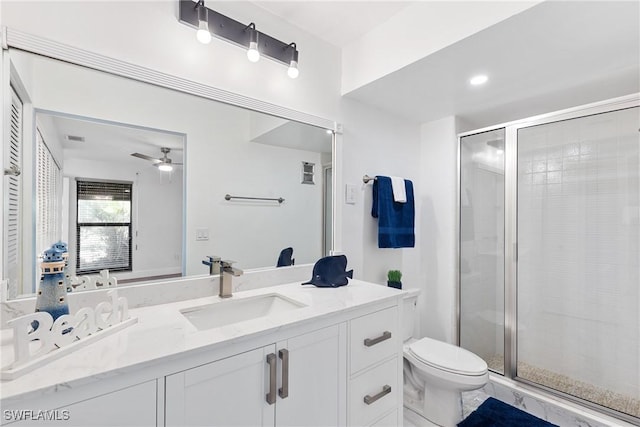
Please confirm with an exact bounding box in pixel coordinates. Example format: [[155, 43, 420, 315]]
[[130, 147, 183, 172]]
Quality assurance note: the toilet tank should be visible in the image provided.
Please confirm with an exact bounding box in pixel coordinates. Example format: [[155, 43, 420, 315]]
[[402, 289, 421, 341]]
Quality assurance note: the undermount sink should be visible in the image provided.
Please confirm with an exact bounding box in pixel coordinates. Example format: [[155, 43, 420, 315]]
[[180, 293, 307, 331]]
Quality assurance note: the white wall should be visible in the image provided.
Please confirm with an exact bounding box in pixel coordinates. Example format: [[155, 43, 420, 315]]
[[417, 116, 460, 343], [0, 0, 342, 121], [339, 98, 422, 290]]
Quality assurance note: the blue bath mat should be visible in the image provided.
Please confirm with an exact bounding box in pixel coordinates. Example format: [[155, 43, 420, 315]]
[[458, 397, 558, 427]]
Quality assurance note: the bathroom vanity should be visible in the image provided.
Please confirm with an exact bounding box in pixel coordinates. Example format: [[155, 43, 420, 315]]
[[0, 280, 403, 427]]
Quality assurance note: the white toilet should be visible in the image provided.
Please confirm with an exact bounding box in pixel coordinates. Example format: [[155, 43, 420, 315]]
[[402, 290, 488, 427]]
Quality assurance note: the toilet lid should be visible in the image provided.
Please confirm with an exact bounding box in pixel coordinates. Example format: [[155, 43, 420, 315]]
[[408, 337, 487, 376]]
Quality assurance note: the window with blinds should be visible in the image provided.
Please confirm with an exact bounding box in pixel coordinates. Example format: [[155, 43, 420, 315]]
[[36, 129, 62, 259], [76, 180, 132, 274]]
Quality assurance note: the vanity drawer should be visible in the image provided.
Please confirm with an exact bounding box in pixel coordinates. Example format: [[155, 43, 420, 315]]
[[349, 357, 398, 427], [371, 410, 398, 427], [350, 306, 398, 374]]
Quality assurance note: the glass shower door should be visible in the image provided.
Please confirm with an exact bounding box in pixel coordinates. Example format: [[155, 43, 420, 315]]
[[516, 107, 639, 418], [459, 128, 505, 374]]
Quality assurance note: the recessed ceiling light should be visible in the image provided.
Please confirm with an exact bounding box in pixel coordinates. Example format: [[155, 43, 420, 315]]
[[470, 75, 488, 86]]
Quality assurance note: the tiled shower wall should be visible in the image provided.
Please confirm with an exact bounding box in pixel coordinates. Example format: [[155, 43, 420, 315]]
[[517, 107, 639, 401]]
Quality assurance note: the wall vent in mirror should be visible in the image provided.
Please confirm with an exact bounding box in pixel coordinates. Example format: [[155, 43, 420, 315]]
[[301, 162, 315, 185]]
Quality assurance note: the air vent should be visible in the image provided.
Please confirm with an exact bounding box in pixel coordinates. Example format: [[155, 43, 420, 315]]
[[301, 162, 315, 185], [66, 135, 85, 142]]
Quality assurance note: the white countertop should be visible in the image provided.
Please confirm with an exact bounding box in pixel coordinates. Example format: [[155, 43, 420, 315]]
[[1, 280, 403, 402]]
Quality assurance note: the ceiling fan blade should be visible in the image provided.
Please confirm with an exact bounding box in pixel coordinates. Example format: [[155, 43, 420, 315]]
[[131, 152, 161, 163]]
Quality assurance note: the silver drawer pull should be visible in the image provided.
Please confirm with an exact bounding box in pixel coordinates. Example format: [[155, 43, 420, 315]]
[[363, 385, 391, 405], [364, 331, 392, 347], [266, 353, 277, 405], [279, 348, 289, 399]]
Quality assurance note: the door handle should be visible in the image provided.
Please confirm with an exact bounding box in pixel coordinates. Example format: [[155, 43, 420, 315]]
[[266, 353, 277, 405], [278, 348, 289, 399], [364, 385, 391, 405], [364, 331, 392, 347]]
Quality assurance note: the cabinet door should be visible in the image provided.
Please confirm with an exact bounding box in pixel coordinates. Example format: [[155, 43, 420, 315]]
[[5, 380, 157, 426], [276, 324, 345, 427], [165, 346, 276, 427]]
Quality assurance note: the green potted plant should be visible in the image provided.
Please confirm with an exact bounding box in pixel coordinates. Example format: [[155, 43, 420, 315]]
[[387, 270, 402, 289]]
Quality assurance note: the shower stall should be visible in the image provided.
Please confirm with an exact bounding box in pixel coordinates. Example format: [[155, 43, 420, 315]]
[[458, 95, 639, 423]]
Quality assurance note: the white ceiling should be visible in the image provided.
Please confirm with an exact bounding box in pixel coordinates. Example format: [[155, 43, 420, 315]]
[[251, 119, 333, 153], [252, 1, 413, 47], [344, 1, 640, 129], [44, 114, 184, 165], [253, 1, 638, 130]]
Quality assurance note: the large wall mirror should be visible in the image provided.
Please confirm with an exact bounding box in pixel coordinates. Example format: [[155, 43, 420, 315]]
[[3, 47, 334, 299]]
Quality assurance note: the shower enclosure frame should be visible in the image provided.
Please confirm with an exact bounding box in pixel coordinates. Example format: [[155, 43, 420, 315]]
[[456, 93, 639, 424]]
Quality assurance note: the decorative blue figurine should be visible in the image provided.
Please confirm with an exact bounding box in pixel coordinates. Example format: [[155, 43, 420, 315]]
[[52, 241, 71, 292], [35, 247, 70, 324]]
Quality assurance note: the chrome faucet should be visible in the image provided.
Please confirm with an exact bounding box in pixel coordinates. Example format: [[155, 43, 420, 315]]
[[219, 260, 243, 298], [202, 255, 222, 275]]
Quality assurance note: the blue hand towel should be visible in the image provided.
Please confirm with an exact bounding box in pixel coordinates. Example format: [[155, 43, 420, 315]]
[[371, 176, 415, 248]]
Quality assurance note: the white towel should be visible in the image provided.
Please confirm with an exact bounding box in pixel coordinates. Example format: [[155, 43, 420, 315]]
[[390, 176, 407, 203]]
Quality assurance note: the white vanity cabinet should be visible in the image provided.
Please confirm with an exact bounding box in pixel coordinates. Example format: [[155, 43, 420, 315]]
[[348, 306, 402, 427], [1, 281, 404, 427], [165, 324, 346, 427]]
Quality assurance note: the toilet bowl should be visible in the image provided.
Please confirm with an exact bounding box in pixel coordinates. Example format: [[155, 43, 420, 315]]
[[402, 290, 488, 427]]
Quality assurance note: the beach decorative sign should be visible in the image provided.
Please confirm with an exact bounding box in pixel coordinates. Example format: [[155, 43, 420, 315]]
[[1, 289, 137, 380]]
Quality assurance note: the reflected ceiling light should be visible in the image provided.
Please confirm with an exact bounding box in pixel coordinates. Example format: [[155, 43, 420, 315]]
[[246, 24, 260, 63], [287, 43, 299, 79], [470, 74, 488, 86], [195, 1, 211, 44], [179, 1, 300, 78], [158, 163, 173, 172], [325, 129, 333, 135]]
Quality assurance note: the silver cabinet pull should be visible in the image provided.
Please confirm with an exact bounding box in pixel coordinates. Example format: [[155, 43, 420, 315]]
[[278, 348, 289, 399], [364, 331, 392, 347], [266, 353, 277, 405], [363, 385, 391, 405]]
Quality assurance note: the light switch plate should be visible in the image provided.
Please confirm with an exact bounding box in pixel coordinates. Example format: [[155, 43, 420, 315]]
[[345, 184, 357, 204], [195, 228, 209, 241]]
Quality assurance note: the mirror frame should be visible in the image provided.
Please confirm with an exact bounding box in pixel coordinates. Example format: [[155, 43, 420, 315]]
[[1, 27, 343, 297]]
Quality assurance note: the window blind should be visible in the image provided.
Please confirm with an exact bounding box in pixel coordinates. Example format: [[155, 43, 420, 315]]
[[36, 129, 62, 259], [76, 180, 132, 273]]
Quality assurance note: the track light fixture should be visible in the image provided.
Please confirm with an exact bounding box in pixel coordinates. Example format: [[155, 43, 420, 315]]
[[246, 23, 260, 63], [287, 43, 299, 79], [195, 1, 211, 44], [179, 0, 300, 78]]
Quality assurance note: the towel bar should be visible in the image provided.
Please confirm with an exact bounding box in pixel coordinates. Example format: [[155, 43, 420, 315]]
[[225, 194, 285, 204], [362, 174, 377, 184]]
